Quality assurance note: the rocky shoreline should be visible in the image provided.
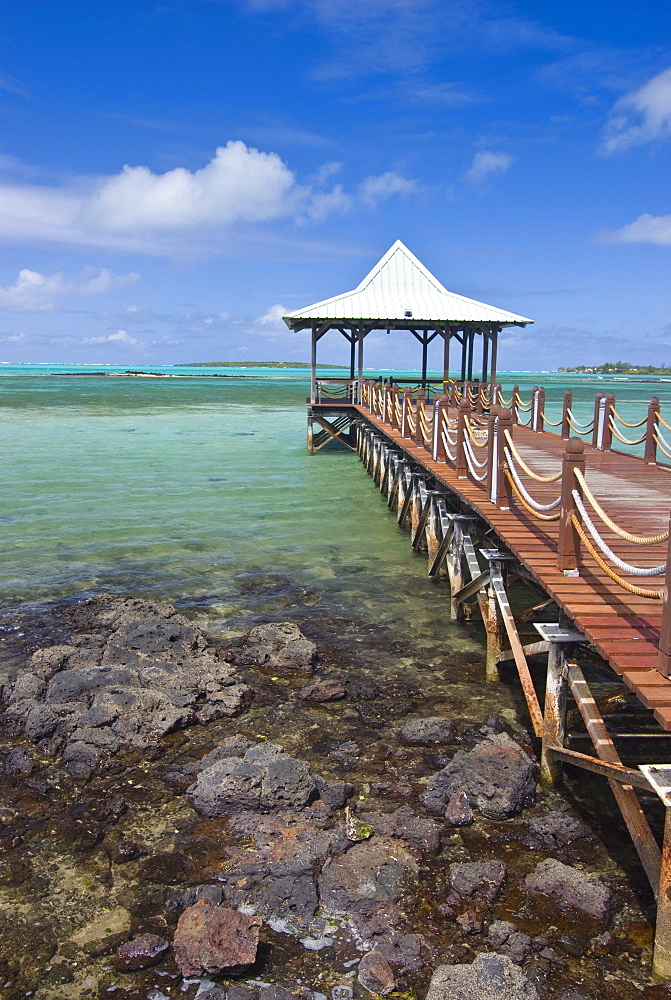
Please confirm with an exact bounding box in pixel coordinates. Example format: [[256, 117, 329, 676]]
[[0, 595, 667, 1000]]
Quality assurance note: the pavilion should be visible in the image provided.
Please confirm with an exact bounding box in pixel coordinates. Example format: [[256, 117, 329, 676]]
[[283, 240, 533, 402]]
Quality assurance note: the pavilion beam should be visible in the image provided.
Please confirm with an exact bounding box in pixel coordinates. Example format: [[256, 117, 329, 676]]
[[460, 328, 467, 383], [421, 332, 428, 387], [466, 330, 474, 382], [357, 324, 364, 404], [482, 331, 489, 384]]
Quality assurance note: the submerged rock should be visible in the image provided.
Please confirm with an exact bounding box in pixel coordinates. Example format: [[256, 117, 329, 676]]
[[114, 932, 169, 971], [187, 740, 319, 816], [444, 790, 473, 826], [426, 953, 539, 1000], [422, 734, 536, 819], [449, 861, 507, 903], [524, 859, 616, 923], [525, 811, 591, 850], [400, 716, 456, 745], [234, 622, 317, 671], [173, 900, 262, 976], [299, 679, 346, 701], [1, 596, 252, 774], [318, 837, 419, 919], [358, 949, 396, 995]]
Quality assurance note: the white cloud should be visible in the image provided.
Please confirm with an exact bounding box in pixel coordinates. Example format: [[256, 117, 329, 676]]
[[0, 142, 416, 255], [83, 330, 142, 346], [601, 213, 671, 246], [358, 171, 417, 207], [601, 67, 671, 154], [464, 150, 515, 183], [257, 303, 289, 327], [0, 267, 140, 311], [0, 331, 28, 343]]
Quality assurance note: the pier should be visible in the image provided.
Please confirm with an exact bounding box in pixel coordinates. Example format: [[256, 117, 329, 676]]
[[284, 241, 671, 978]]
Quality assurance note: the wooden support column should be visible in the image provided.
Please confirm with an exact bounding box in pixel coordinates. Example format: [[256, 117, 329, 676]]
[[466, 331, 474, 382], [489, 326, 499, 391], [310, 320, 317, 404], [657, 514, 671, 677], [654, 806, 671, 980], [421, 332, 428, 387], [442, 329, 451, 386], [535, 624, 585, 784], [349, 332, 356, 380], [482, 332, 489, 384], [460, 330, 467, 383], [356, 325, 364, 404]]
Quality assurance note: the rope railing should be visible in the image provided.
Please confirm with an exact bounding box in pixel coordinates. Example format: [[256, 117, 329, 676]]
[[566, 409, 594, 433], [540, 410, 562, 427], [570, 514, 665, 599], [573, 467, 669, 544], [572, 490, 666, 575], [464, 415, 489, 449], [655, 428, 671, 461], [612, 407, 647, 428], [503, 430, 562, 482], [609, 420, 647, 447], [503, 448, 562, 519], [463, 436, 488, 481], [657, 411, 671, 431]]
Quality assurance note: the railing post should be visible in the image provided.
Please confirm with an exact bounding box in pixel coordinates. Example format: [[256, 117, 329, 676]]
[[557, 438, 585, 574], [486, 405, 500, 504], [561, 390, 572, 440], [414, 395, 425, 446], [645, 396, 659, 465], [657, 516, 671, 678], [433, 395, 447, 462], [388, 386, 398, 429], [381, 384, 388, 423], [601, 392, 614, 451], [401, 388, 412, 437], [456, 397, 469, 477], [510, 385, 519, 425], [592, 392, 604, 448], [532, 386, 545, 433]]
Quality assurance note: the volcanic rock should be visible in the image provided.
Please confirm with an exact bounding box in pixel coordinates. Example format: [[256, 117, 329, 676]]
[[444, 790, 473, 826], [299, 679, 345, 701], [114, 933, 169, 971], [524, 859, 616, 923], [173, 900, 262, 976], [1, 596, 252, 774], [360, 805, 441, 854], [525, 811, 591, 850], [426, 953, 539, 1000], [400, 716, 456, 745], [234, 622, 317, 671], [422, 734, 536, 819], [449, 861, 507, 903], [358, 949, 396, 995], [318, 837, 419, 920]]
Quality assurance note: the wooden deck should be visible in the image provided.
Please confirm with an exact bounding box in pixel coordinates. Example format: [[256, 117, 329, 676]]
[[352, 405, 671, 730]]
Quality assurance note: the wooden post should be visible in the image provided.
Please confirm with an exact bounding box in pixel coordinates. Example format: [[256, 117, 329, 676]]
[[433, 396, 447, 462], [442, 329, 451, 387], [486, 405, 500, 505], [540, 641, 568, 785], [653, 807, 671, 979], [401, 387, 413, 437], [388, 386, 398, 429], [645, 396, 660, 465], [592, 392, 604, 449], [489, 327, 499, 396], [356, 326, 364, 404], [557, 438, 585, 574], [561, 389, 572, 440], [533, 386, 545, 433], [310, 322, 317, 404], [456, 397, 469, 478], [510, 385, 519, 425], [414, 394, 425, 446], [657, 515, 671, 678], [481, 332, 489, 385], [601, 392, 615, 451], [499, 409, 514, 509]]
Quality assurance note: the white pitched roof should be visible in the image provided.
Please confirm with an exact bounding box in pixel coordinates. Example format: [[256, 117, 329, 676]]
[[283, 240, 532, 328]]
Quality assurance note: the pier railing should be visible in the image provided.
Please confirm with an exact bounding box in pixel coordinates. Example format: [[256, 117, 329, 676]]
[[360, 379, 671, 657]]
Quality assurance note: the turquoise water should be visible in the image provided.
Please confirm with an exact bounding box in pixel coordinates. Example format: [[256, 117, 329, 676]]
[[2, 364, 671, 664]]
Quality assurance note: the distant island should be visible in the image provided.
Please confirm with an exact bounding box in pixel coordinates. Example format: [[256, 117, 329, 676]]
[[177, 361, 347, 369], [559, 361, 671, 375]]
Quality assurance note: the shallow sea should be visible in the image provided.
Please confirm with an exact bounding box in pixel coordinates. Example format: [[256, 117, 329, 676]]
[[2, 364, 671, 676]]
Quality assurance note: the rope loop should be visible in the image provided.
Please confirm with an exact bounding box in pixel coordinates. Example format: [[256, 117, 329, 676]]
[[503, 469, 561, 520], [571, 514, 664, 599], [573, 467, 669, 544], [611, 406, 647, 428], [608, 419, 647, 447], [504, 449, 561, 511], [503, 430, 562, 482]]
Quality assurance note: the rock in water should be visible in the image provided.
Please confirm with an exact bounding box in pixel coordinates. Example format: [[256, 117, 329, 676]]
[[449, 861, 507, 903], [426, 953, 539, 1000], [114, 933, 168, 971], [357, 949, 396, 995], [524, 859, 616, 923], [299, 679, 345, 701], [187, 741, 318, 816], [1, 596, 252, 774], [422, 734, 536, 819], [400, 717, 455, 745], [173, 900, 262, 976], [444, 790, 473, 826], [233, 622, 317, 671]]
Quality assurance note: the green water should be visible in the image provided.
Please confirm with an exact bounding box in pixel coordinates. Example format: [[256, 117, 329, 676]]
[[3, 365, 671, 665]]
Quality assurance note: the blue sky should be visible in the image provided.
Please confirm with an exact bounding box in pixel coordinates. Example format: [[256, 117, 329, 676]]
[[0, 0, 669, 370]]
